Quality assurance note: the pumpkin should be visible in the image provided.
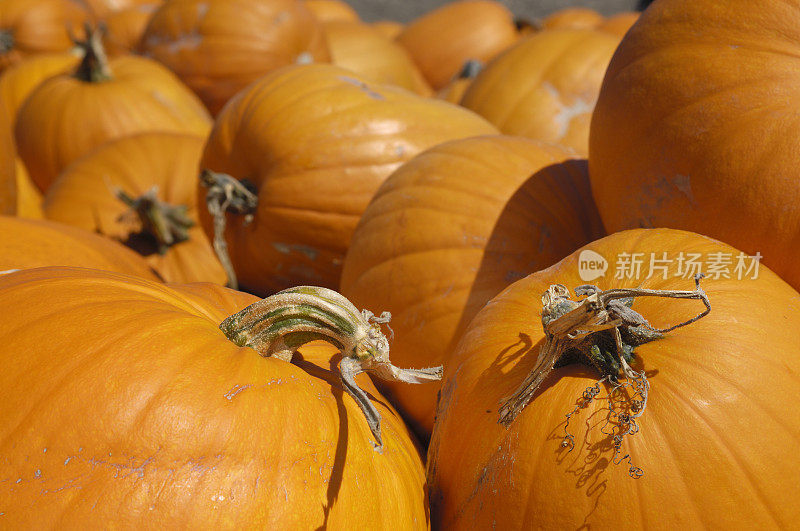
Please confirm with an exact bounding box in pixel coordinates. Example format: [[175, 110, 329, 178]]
[[427, 228, 800, 528], [15, 27, 211, 192], [80, 0, 161, 19], [435, 59, 481, 104], [322, 21, 431, 96], [43, 132, 225, 284], [0, 267, 429, 527], [340, 135, 605, 436], [0, 215, 158, 279], [199, 63, 497, 295], [305, 0, 360, 23], [372, 20, 404, 40], [589, 0, 800, 291], [102, 1, 160, 57], [396, 0, 519, 90], [540, 7, 605, 31], [461, 28, 620, 156], [0, 0, 89, 71], [597, 11, 639, 38], [13, 159, 43, 218], [0, 103, 16, 215], [140, 0, 330, 115]]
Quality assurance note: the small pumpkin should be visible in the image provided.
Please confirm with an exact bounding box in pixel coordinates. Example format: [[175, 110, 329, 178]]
[[0, 215, 158, 279], [198, 63, 497, 295], [540, 6, 604, 31], [323, 21, 431, 96], [589, 0, 800, 290], [0, 0, 89, 71], [428, 228, 800, 528], [372, 20, 403, 40], [341, 135, 605, 436], [141, 0, 330, 115], [461, 28, 620, 156], [0, 267, 429, 527], [15, 26, 211, 192], [396, 0, 519, 90], [44, 132, 225, 284]]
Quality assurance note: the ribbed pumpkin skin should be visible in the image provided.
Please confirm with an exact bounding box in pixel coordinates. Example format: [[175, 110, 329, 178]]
[[13, 159, 43, 218], [428, 228, 800, 529], [199, 64, 498, 296], [0, 216, 158, 279], [589, 0, 800, 291], [0, 267, 428, 528], [102, 2, 159, 56], [15, 54, 211, 192], [0, 0, 89, 71], [396, 0, 518, 90], [340, 136, 605, 436], [141, 0, 330, 115], [323, 21, 431, 96], [461, 29, 619, 156], [44, 132, 225, 284], [0, 104, 16, 215]]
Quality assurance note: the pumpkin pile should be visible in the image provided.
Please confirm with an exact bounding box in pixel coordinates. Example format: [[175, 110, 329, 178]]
[[1, 0, 799, 528]]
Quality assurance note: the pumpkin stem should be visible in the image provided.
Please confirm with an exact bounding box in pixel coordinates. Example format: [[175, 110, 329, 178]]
[[219, 285, 443, 451], [0, 29, 14, 55], [456, 59, 483, 80], [200, 169, 258, 290], [514, 17, 543, 33], [72, 22, 112, 83], [114, 186, 194, 255]]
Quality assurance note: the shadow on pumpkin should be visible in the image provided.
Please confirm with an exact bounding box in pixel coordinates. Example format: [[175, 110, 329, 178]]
[[292, 352, 399, 529]]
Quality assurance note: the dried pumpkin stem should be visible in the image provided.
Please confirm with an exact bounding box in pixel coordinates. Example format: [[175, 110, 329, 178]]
[[114, 186, 194, 255], [0, 30, 14, 55], [457, 59, 483, 79], [200, 169, 258, 290], [72, 23, 111, 83], [219, 285, 443, 451], [498, 274, 710, 427]]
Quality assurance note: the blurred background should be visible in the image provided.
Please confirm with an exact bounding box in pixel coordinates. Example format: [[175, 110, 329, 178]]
[[348, 0, 647, 22]]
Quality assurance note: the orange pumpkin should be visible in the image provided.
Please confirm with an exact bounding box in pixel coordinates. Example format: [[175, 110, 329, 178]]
[[81, 0, 161, 19], [44, 132, 225, 284], [0, 215, 158, 279], [540, 6, 604, 31], [396, 0, 519, 90], [589, 0, 800, 291], [102, 2, 160, 56], [428, 228, 800, 528], [0, 103, 16, 215], [199, 63, 497, 295], [372, 20, 403, 40], [0, 0, 89, 71], [305, 0, 359, 23], [461, 29, 620, 156], [0, 267, 428, 527], [341, 135, 605, 436], [141, 0, 330, 115], [15, 27, 211, 192], [13, 159, 43, 218], [435, 59, 481, 104], [323, 21, 431, 96]]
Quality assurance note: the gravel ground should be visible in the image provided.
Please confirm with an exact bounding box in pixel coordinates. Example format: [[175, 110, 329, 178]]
[[347, 0, 646, 23]]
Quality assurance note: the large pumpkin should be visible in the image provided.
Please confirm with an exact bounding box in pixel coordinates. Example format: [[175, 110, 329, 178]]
[[396, 0, 519, 90], [0, 103, 16, 215], [428, 228, 800, 528], [199, 63, 497, 295], [0, 267, 428, 527], [102, 1, 160, 57], [589, 0, 800, 291], [15, 28, 211, 191], [340, 135, 605, 436], [322, 21, 431, 96], [305, 0, 360, 23], [0, 0, 89, 71], [461, 28, 620, 156], [140, 0, 330, 115], [44, 132, 225, 284], [0, 215, 158, 279]]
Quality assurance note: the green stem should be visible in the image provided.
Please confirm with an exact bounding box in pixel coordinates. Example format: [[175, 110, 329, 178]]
[[220, 285, 443, 451]]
